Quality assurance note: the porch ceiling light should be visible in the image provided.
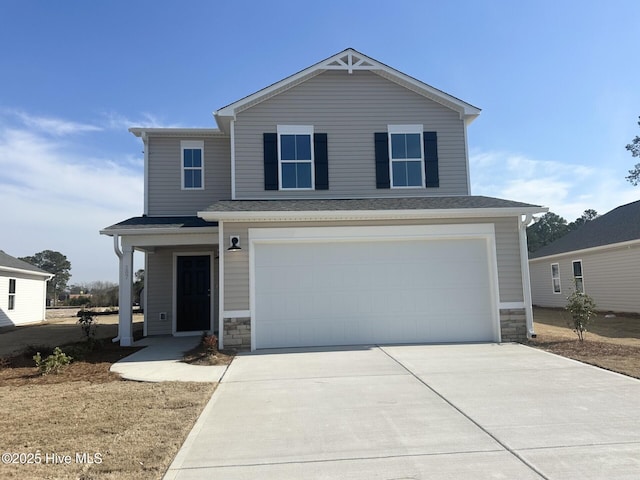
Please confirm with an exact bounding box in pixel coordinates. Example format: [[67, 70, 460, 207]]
[[228, 235, 241, 251]]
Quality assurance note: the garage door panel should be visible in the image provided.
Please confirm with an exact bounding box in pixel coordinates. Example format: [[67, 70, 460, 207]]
[[254, 237, 497, 349]]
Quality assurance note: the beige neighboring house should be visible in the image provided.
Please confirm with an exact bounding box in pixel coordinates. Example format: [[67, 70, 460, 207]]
[[0, 250, 53, 327], [529, 200, 640, 313], [101, 48, 546, 350]]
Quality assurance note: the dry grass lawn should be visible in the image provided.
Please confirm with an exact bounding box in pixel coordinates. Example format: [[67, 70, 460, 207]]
[[529, 307, 640, 379], [0, 333, 216, 480]]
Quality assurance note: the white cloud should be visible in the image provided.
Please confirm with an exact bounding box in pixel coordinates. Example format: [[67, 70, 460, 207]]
[[102, 111, 187, 130], [470, 149, 639, 221], [2, 108, 103, 136], [0, 116, 143, 283]]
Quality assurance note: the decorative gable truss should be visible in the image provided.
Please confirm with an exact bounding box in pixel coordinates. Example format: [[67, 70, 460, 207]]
[[322, 51, 378, 73]]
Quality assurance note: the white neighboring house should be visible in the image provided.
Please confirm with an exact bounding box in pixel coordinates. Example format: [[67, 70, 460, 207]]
[[0, 250, 53, 327]]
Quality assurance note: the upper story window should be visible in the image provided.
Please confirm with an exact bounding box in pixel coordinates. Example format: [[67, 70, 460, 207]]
[[572, 260, 584, 293], [551, 263, 561, 294], [181, 140, 204, 190], [8, 278, 16, 310], [388, 125, 425, 188], [277, 125, 314, 190]]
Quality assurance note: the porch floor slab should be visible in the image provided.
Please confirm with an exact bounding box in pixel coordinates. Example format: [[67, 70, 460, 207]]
[[110, 336, 228, 383]]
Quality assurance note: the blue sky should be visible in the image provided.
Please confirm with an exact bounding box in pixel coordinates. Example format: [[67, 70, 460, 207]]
[[1, 1, 639, 283]]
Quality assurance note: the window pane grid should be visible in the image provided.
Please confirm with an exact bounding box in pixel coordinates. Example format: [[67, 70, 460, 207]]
[[279, 131, 312, 189], [551, 264, 561, 293], [572, 261, 584, 293], [390, 131, 423, 187], [8, 278, 15, 310], [182, 145, 203, 189]]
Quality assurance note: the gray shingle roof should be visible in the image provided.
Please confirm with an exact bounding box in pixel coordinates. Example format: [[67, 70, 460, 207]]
[[201, 196, 541, 213], [530, 200, 640, 259], [0, 250, 52, 275], [102, 216, 218, 232]]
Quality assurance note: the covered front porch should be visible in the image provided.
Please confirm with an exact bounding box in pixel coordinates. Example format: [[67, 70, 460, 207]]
[[100, 216, 219, 346]]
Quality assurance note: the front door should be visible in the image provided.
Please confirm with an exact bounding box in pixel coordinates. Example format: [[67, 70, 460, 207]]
[[176, 255, 211, 332]]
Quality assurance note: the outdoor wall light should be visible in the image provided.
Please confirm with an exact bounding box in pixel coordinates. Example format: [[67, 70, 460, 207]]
[[227, 235, 241, 251]]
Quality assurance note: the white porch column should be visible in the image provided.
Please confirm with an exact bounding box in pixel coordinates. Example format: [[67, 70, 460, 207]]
[[519, 214, 535, 337], [118, 243, 134, 346]]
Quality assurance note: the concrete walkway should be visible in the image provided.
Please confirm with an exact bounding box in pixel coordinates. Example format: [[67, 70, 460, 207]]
[[164, 343, 640, 480], [110, 337, 228, 382]]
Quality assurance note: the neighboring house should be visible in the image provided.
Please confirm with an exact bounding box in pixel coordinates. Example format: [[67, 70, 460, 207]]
[[101, 48, 546, 350], [529, 200, 640, 313], [0, 250, 53, 327]]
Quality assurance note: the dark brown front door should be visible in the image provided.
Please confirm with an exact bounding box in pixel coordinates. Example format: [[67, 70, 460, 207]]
[[176, 255, 211, 332]]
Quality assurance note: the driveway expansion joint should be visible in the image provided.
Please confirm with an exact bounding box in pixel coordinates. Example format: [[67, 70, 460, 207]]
[[377, 345, 552, 480], [221, 372, 410, 383], [169, 448, 509, 471]]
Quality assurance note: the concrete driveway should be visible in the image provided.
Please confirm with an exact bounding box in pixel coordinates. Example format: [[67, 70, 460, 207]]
[[164, 343, 640, 480]]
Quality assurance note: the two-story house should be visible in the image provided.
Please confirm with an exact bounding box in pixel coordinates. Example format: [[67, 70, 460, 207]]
[[101, 49, 546, 351]]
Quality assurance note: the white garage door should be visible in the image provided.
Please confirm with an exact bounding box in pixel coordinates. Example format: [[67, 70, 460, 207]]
[[252, 227, 499, 349]]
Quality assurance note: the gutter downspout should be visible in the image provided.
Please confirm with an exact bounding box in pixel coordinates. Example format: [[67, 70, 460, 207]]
[[112, 234, 123, 343], [519, 214, 536, 337]]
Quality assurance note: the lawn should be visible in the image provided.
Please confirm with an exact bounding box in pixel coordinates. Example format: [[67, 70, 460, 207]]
[[0, 337, 216, 480], [529, 307, 640, 379]]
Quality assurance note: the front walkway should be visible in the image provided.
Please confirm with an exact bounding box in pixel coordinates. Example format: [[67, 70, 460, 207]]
[[110, 336, 228, 382]]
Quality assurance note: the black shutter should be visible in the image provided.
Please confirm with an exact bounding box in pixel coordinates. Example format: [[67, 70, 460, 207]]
[[374, 132, 390, 189], [314, 133, 329, 190], [263, 133, 278, 190], [424, 131, 439, 188]]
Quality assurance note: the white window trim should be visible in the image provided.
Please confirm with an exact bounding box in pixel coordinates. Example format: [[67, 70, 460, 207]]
[[277, 125, 314, 191], [8, 278, 16, 310], [551, 263, 561, 294], [572, 259, 585, 293], [181, 140, 205, 190], [387, 124, 425, 189]]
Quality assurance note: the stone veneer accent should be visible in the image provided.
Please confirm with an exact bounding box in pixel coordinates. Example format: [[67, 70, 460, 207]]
[[499, 308, 527, 342], [223, 311, 528, 349], [223, 317, 251, 350]]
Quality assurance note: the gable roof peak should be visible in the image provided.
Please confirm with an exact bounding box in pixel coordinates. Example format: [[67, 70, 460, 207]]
[[214, 48, 480, 133]]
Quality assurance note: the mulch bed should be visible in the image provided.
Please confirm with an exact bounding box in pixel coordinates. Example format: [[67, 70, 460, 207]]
[[182, 343, 236, 366], [526, 335, 640, 379], [0, 341, 143, 386]]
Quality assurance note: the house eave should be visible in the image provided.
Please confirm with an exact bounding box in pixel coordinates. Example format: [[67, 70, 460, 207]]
[[129, 127, 226, 138], [198, 206, 545, 223], [0, 265, 53, 279], [100, 227, 219, 237], [529, 238, 640, 262]]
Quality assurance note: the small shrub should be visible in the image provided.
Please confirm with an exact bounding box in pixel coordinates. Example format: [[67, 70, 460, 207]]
[[33, 347, 73, 375], [77, 307, 97, 343], [566, 288, 597, 341], [202, 334, 218, 355]]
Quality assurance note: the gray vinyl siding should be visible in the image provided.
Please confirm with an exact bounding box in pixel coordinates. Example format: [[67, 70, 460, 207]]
[[147, 136, 231, 216], [222, 217, 523, 311], [494, 217, 524, 302], [530, 243, 640, 313], [145, 246, 220, 335], [233, 70, 469, 199], [223, 224, 248, 311], [146, 249, 174, 335]]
